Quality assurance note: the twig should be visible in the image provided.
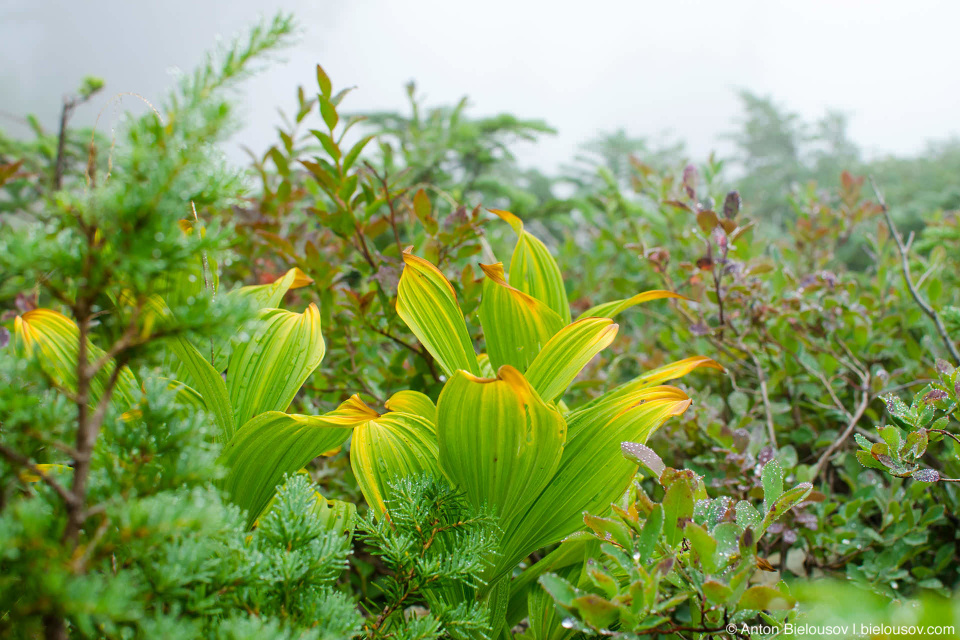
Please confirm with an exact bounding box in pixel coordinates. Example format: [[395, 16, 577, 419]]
[[748, 351, 777, 448], [929, 429, 960, 446], [53, 96, 79, 190], [0, 443, 79, 508], [364, 162, 405, 256], [811, 380, 872, 480], [871, 177, 960, 361]]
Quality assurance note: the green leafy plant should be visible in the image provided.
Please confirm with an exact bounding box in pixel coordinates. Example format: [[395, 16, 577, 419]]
[[535, 445, 811, 638], [348, 208, 721, 635], [856, 360, 960, 484]]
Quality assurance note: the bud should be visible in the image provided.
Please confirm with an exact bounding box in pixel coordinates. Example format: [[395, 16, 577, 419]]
[[723, 190, 741, 219]]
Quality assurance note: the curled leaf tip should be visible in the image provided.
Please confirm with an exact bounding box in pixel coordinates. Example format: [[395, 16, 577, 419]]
[[289, 268, 314, 288], [342, 394, 381, 419], [479, 262, 506, 282], [488, 208, 524, 234]]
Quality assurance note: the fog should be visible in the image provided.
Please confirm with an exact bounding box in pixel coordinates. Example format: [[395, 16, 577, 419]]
[[3, 0, 958, 171]]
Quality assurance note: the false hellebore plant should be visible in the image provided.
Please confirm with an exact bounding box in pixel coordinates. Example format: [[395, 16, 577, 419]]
[[349, 209, 722, 629]]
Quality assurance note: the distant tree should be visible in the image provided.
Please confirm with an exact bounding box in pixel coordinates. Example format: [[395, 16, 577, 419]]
[[354, 82, 559, 216], [727, 91, 860, 224], [563, 128, 684, 192]]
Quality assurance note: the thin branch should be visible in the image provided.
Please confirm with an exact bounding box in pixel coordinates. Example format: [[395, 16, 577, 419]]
[[871, 177, 960, 361], [929, 429, 960, 446], [364, 161, 405, 256], [0, 443, 79, 508], [748, 350, 777, 448], [53, 96, 79, 190], [811, 380, 872, 480]]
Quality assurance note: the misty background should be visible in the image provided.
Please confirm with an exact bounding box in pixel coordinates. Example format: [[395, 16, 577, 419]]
[[3, 0, 958, 173]]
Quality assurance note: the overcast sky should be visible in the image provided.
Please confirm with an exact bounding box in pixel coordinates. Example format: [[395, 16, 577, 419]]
[[3, 0, 959, 173]]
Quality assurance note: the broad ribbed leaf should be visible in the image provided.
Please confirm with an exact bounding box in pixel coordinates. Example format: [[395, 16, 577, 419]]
[[507, 536, 589, 627], [351, 412, 440, 516], [133, 294, 236, 442], [229, 267, 313, 310], [525, 318, 619, 403], [154, 377, 205, 412], [578, 356, 723, 412], [15, 309, 139, 409], [396, 250, 479, 376], [220, 395, 376, 526], [478, 262, 564, 372], [187, 267, 314, 375], [169, 336, 236, 443], [575, 290, 688, 321], [437, 366, 566, 552], [490, 209, 571, 324], [502, 386, 691, 571], [227, 303, 325, 428], [383, 389, 437, 425], [478, 353, 496, 377]]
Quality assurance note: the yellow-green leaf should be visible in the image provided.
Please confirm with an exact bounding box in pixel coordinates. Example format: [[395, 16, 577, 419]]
[[15, 309, 139, 409], [19, 463, 71, 483], [575, 290, 688, 321], [179, 267, 312, 377], [437, 365, 565, 570], [490, 209, 571, 324], [350, 412, 440, 517], [478, 262, 564, 372], [220, 395, 376, 526], [229, 267, 313, 311], [502, 386, 691, 571], [136, 295, 236, 442], [384, 389, 437, 425], [169, 336, 236, 443], [579, 356, 723, 412], [155, 377, 205, 412], [524, 318, 618, 403], [477, 353, 496, 377], [227, 303, 325, 428], [396, 250, 478, 376]]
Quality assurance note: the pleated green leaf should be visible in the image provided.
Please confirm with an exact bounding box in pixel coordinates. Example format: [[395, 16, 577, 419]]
[[132, 294, 236, 442], [524, 318, 619, 403], [220, 395, 376, 526], [155, 377, 206, 412], [229, 267, 313, 310], [195, 267, 314, 374], [490, 209, 571, 324], [384, 389, 437, 425], [396, 249, 479, 376], [437, 365, 566, 547], [478, 353, 496, 377], [169, 335, 236, 443], [15, 309, 140, 410], [501, 386, 692, 572], [477, 262, 564, 372], [578, 355, 723, 412], [227, 303, 325, 428], [350, 412, 440, 517], [575, 290, 688, 321]]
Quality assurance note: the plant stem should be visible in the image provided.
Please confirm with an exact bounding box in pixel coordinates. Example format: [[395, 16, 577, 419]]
[[871, 177, 960, 361]]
